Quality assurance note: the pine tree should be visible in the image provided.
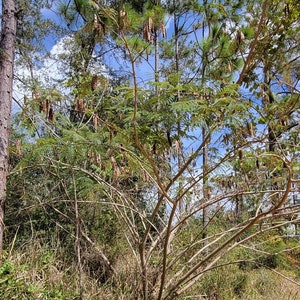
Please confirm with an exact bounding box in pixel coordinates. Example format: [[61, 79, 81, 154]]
[[0, 0, 17, 258]]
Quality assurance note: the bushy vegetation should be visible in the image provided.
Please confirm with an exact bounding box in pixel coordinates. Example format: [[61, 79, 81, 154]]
[[1, 0, 300, 299], [1, 236, 300, 299]]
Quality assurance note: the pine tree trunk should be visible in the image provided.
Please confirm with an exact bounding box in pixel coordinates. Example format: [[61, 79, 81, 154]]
[[202, 127, 209, 239], [0, 0, 17, 258]]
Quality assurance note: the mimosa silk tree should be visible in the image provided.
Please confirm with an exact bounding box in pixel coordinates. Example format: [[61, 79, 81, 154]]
[[0, 0, 17, 258]]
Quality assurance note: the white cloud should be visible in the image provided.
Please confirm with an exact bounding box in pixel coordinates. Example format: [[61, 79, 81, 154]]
[[13, 35, 109, 115]]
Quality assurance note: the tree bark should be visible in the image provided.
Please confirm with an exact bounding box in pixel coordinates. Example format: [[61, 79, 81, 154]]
[[0, 0, 17, 258]]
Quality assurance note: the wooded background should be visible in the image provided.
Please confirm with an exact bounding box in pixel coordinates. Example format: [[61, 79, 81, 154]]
[[0, 0, 300, 299]]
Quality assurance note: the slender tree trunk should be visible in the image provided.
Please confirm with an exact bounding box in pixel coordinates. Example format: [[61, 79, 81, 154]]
[[154, 30, 159, 95], [0, 0, 17, 259], [173, 9, 185, 215], [264, 68, 276, 153], [201, 0, 211, 242], [202, 127, 210, 239], [201, 41, 210, 242]]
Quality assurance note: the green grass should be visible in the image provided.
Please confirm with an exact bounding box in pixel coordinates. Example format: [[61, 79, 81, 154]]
[[1, 239, 300, 300]]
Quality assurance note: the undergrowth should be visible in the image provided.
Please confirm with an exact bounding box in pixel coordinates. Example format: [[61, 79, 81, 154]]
[[1, 238, 300, 299]]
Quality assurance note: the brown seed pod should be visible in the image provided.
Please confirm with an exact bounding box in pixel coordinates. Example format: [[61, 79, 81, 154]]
[[236, 31, 245, 46], [238, 149, 243, 161], [91, 75, 98, 91], [246, 122, 254, 137], [48, 105, 54, 122], [75, 98, 85, 113]]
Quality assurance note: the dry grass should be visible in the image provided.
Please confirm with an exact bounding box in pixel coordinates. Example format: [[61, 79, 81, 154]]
[[2, 240, 300, 300], [237, 268, 300, 300]]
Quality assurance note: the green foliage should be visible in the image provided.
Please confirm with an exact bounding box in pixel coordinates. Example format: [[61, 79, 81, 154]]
[[0, 260, 34, 299], [5, 0, 300, 299], [190, 265, 248, 300], [0, 246, 81, 300]]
